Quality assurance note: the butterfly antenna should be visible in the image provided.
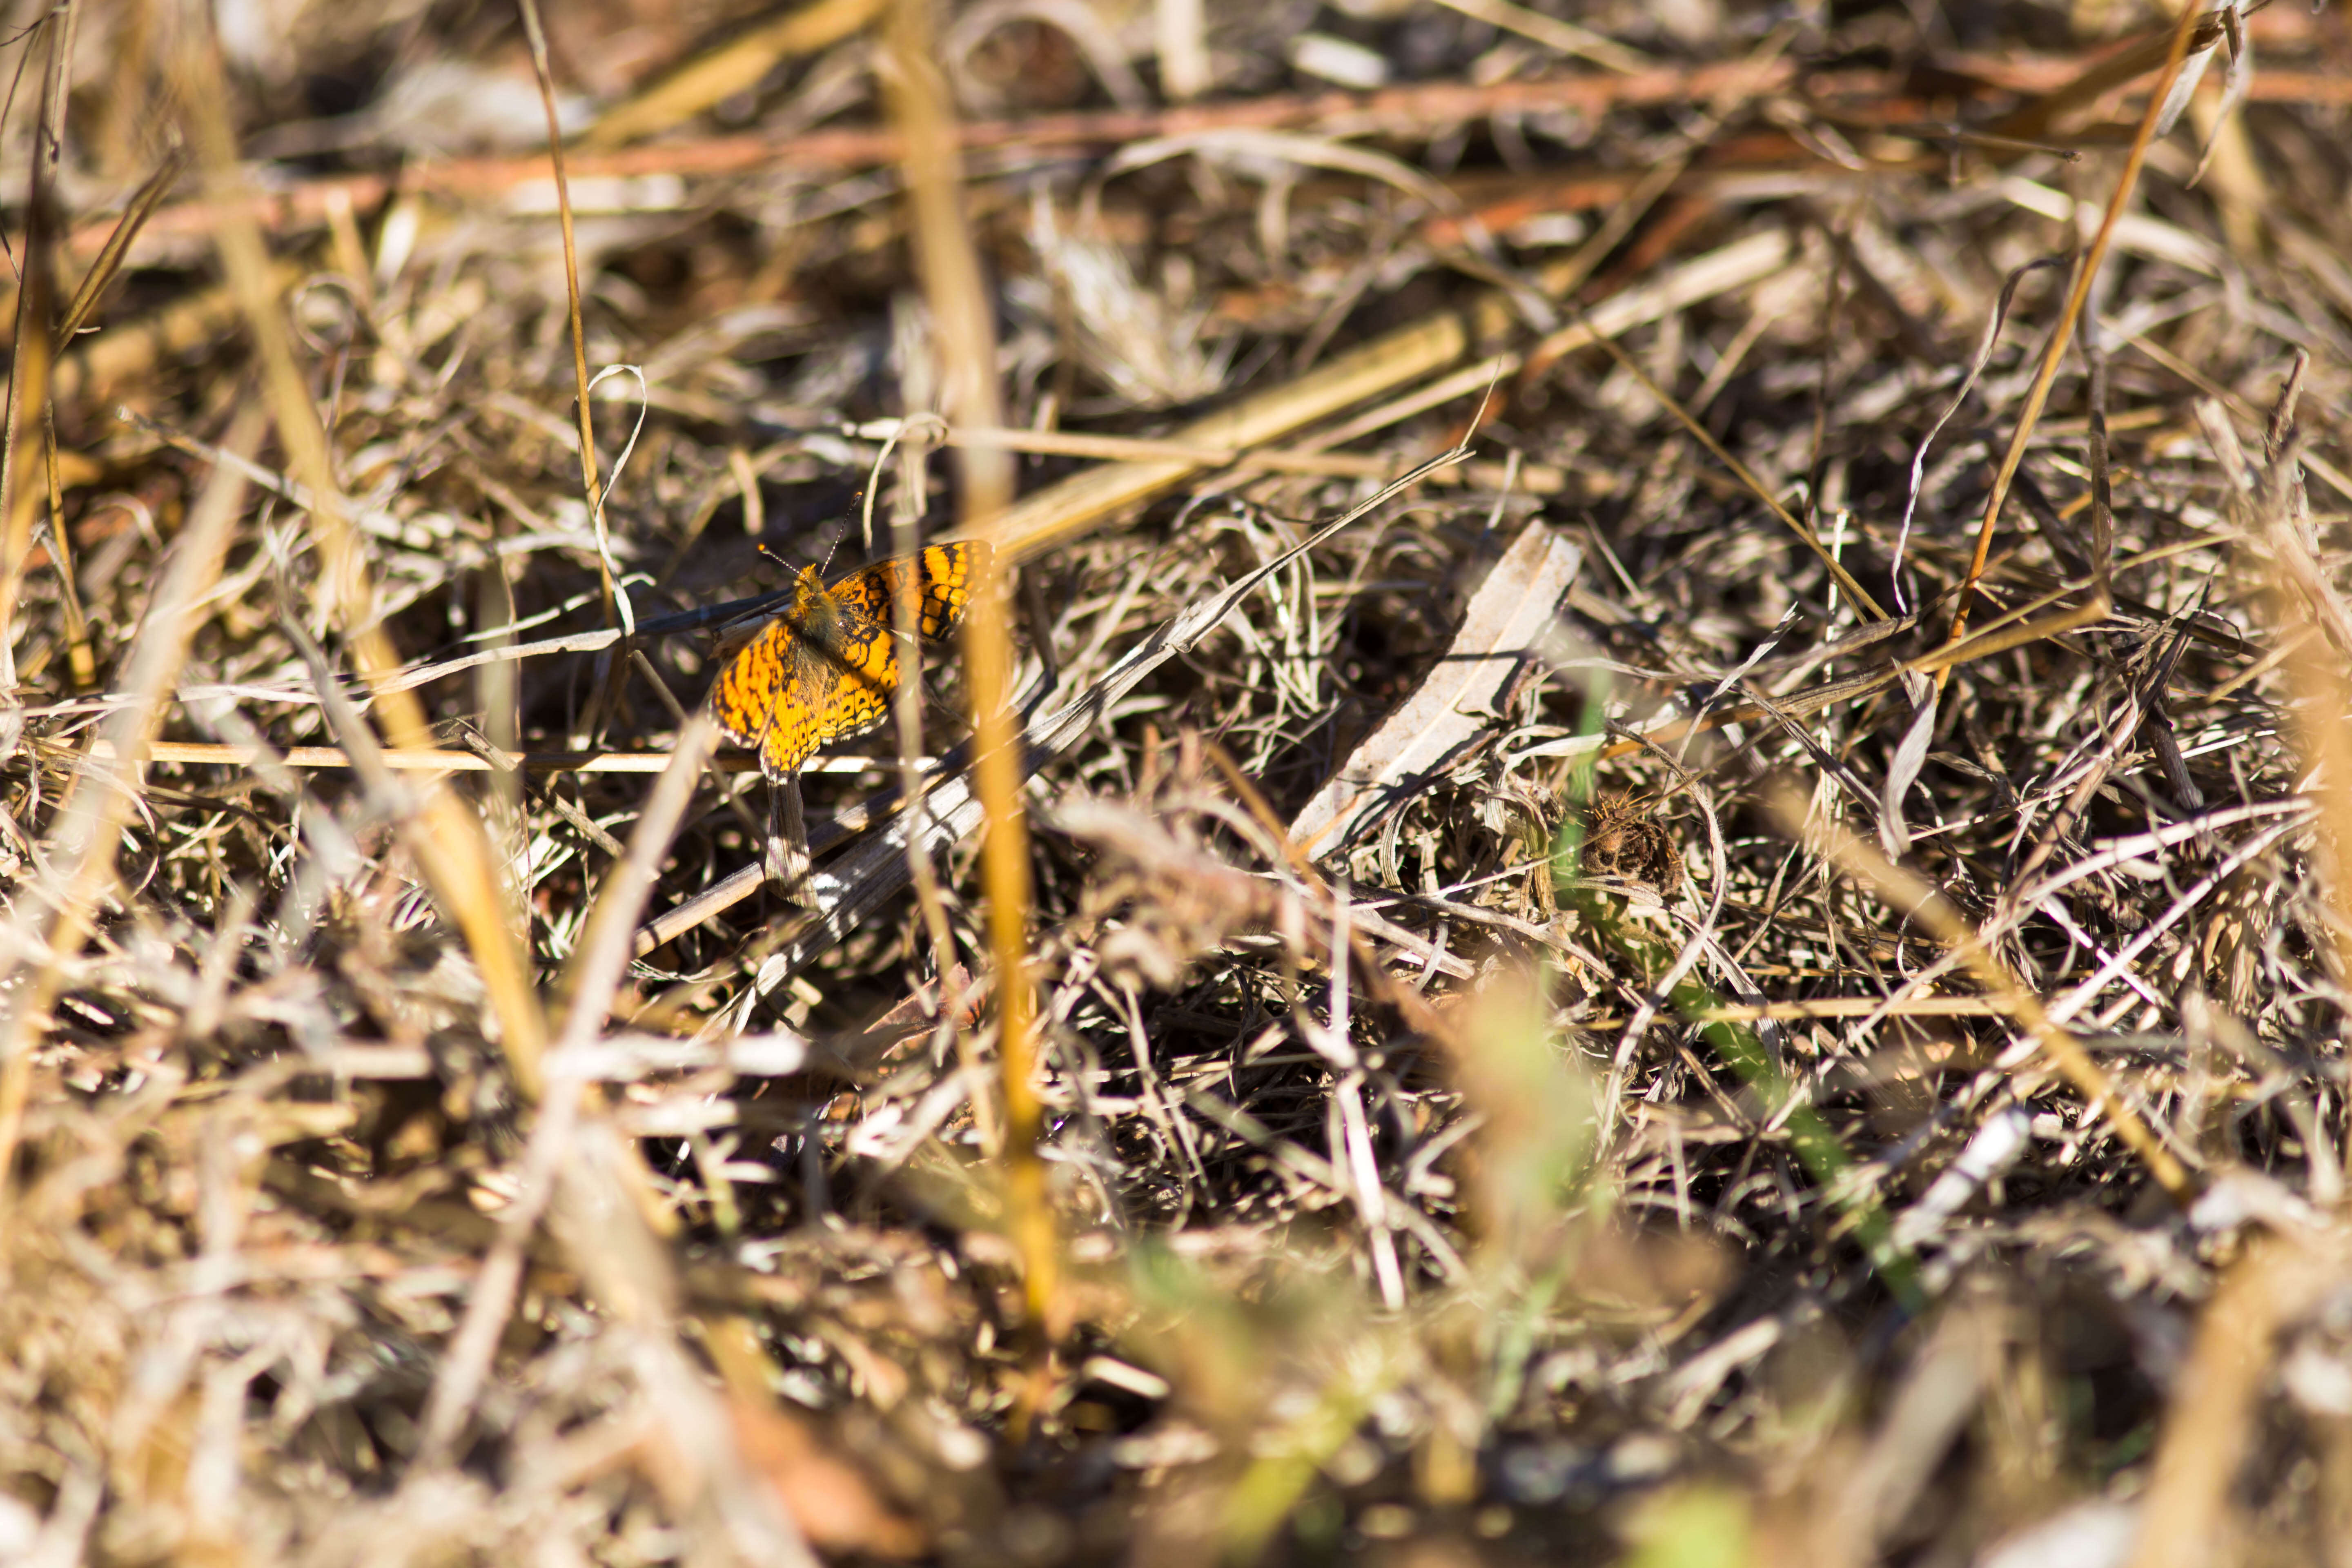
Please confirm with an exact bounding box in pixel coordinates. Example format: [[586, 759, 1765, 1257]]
[[756, 540, 817, 586]]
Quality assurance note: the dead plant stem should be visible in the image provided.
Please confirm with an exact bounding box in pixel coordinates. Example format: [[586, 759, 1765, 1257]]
[[0, 0, 74, 691], [882, 0, 1059, 1339], [176, 30, 550, 1088]]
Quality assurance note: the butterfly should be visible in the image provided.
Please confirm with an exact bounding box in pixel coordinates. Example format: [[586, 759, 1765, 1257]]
[[710, 541, 989, 780]]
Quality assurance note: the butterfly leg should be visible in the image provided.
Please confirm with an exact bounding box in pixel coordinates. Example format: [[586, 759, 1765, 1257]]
[[764, 776, 814, 902]]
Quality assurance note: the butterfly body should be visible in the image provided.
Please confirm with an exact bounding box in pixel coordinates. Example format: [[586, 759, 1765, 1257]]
[[710, 541, 987, 780]]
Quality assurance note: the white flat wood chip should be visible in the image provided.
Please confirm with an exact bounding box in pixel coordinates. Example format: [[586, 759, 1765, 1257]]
[[1289, 520, 1582, 855]]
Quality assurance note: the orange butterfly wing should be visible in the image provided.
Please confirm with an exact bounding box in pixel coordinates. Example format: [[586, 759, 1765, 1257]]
[[810, 600, 899, 749], [711, 617, 836, 780], [825, 541, 988, 641]]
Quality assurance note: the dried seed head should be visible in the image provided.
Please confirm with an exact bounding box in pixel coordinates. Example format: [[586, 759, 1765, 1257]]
[[1579, 789, 1683, 894]]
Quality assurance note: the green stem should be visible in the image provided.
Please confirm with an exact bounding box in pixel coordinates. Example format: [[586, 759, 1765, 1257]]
[[1559, 839, 1920, 1310]]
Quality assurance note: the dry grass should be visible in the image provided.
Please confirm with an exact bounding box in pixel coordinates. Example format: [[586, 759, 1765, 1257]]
[[4, 0, 2352, 1563]]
